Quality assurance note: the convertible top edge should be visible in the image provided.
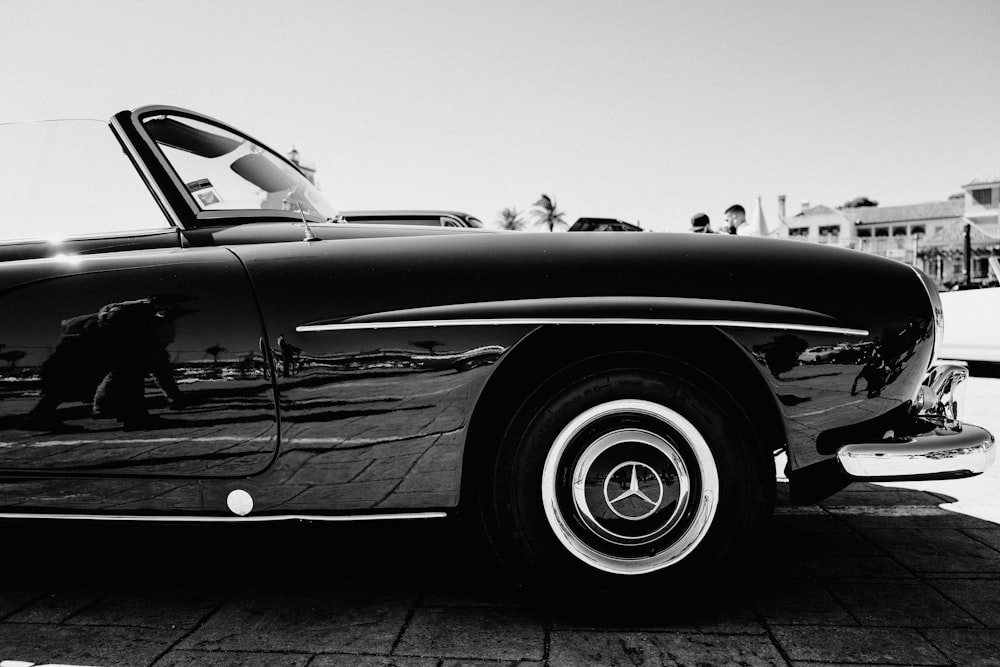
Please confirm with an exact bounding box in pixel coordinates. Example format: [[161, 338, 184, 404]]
[[295, 318, 869, 337]]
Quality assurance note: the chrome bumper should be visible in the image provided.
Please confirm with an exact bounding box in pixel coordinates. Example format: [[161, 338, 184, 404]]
[[836, 363, 996, 481]]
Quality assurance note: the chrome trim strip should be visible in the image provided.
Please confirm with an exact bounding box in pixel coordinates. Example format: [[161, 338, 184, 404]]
[[0, 511, 448, 523], [837, 424, 995, 480], [297, 318, 868, 337]]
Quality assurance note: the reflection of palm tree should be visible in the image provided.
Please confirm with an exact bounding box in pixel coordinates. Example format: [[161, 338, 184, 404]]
[[205, 343, 227, 365], [497, 207, 525, 231], [532, 194, 567, 232], [412, 340, 444, 355], [236, 352, 256, 379], [0, 349, 26, 369]]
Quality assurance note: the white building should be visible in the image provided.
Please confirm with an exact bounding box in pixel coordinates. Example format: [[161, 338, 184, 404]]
[[783, 176, 1000, 287]]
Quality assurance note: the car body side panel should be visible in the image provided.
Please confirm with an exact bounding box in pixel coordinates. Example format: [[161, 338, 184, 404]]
[[0, 247, 277, 488], [721, 324, 933, 469], [0, 226, 936, 517], [252, 324, 531, 512], [232, 231, 935, 506]]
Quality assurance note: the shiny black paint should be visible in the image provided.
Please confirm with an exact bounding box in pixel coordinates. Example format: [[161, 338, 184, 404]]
[[0, 105, 938, 516], [0, 247, 276, 482], [0, 229, 181, 263], [231, 231, 934, 488]]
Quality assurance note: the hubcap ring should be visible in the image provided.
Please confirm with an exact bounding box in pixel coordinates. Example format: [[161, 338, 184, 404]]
[[541, 399, 720, 575], [572, 428, 691, 542]]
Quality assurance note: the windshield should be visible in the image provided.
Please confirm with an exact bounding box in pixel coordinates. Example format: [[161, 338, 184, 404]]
[[143, 114, 339, 221]]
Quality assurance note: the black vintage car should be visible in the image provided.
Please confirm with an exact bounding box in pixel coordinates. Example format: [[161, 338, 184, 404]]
[[0, 106, 993, 597]]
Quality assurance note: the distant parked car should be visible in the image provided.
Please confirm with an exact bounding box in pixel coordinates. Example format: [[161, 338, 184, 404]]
[[568, 217, 643, 232], [342, 210, 484, 228]]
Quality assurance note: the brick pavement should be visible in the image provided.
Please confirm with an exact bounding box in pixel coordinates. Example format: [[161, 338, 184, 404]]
[[1, 477, 999, 667]]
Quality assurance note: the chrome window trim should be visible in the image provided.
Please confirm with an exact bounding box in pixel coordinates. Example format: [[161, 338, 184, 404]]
[[0, 511, 447, 523], [297, 318, 868, 337], [111, 115, 183, 229]]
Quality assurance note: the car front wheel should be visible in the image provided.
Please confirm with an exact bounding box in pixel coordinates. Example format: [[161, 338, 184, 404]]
[[482, 365, 773, 598]]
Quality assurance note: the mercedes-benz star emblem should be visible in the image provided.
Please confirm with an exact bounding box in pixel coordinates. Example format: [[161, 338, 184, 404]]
[[603, 461, 664, 520]]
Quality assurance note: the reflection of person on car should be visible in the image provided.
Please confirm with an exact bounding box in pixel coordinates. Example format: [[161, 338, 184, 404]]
[[20, 296, 192, 432], [851, 320, 928, 399], [851, 337, 888, 398], [755, 334, 808, 379], [90, 297, 191, 428], [276, 334, 303, 377]]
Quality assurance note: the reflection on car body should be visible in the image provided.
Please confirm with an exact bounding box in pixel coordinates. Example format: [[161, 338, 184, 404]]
[[568, 217, 643, 232], [341, 210, 484, 228], [0, 105, 993, 601]]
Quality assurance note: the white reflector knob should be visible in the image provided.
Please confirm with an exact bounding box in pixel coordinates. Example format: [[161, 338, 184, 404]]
[[227, 489, 253, 516]]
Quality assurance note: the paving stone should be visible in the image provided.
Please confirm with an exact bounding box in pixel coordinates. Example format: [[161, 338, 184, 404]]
[[154, 650, 313, 666], [791, 663, 905, 667], [859, 528, 1000, 573], [769, 515, 881, 556], [66, 584, 228, 629], [551, 588, 762, 635], [922, 628, 1000, 666], [548, 630, 785, 666], [310, 655, 438, 667], [5, 584, 106, 624], [820, 488, 948, 508], [766, 555, 913, 581], [827, 581, 979, 627], [179, 585, 414, 654], [837, 510, 999, 531], [0, 623, 179, 667], [964, 527, 1000, 552], [0, 586, 42, 621], [421, 576, 530, 608], [395, 606, 545, 661], [749, 582, 855, 625], [772, 625, 948, 664], [927, 578, 1000, 627]]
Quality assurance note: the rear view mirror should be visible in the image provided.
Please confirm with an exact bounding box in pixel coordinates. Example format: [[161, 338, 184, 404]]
[[145, 117, 242, 158], [230, 153, 294, 193]]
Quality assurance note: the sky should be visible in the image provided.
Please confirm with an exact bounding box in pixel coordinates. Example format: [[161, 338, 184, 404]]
[[2, 0, 999, 232]]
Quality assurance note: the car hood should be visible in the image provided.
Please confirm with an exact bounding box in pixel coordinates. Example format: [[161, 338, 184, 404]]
[[227, 230, 932, 346]]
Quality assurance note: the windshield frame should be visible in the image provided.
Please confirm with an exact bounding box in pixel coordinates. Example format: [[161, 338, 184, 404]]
[[116, 105, 335, 231]]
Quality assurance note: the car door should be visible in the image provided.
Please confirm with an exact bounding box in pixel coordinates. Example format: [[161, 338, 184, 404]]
[[0, 115, 277, 480]]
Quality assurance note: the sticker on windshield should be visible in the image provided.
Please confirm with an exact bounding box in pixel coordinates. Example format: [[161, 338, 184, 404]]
[[186, 178, 222, 207]]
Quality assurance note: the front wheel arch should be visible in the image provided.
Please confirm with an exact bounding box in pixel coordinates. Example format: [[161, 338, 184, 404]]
[[460, 324, 784, 515], [473, 351, 774, 596]]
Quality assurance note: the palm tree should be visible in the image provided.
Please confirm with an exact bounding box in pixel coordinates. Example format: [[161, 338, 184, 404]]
[[531, 194, 567, 232], [0, 350, 26, 370], [205, 343, 227, 365], [497, 207, 525, 231]]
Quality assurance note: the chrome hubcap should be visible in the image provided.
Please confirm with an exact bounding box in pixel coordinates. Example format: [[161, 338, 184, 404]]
[[542, 399, 719, 574]]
